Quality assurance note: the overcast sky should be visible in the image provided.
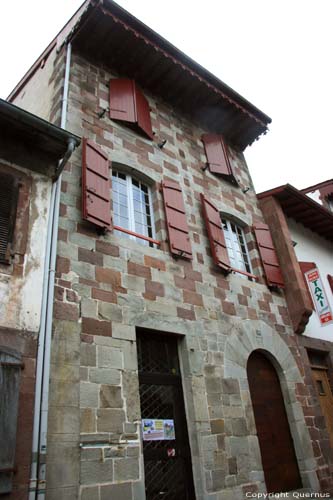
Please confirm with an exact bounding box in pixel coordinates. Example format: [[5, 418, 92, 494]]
[[1, 1, 332, 193]]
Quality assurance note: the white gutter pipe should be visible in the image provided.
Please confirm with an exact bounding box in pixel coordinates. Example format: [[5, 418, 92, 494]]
[[29, 42, 72, 500]]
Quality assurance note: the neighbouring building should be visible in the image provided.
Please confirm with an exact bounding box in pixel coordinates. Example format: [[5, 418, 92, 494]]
[[5, 1, 333, 498], [0, 99, 79, 498], [258, 180, 333, 457]]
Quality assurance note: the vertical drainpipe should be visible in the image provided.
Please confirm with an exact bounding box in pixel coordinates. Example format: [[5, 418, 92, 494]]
[[29, 42, 72, 500]]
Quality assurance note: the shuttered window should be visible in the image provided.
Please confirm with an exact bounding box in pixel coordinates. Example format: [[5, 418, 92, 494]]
[[200, 194, 231, 273], [299, 261, 316, 308], [202, 134, 237, 184], [222, 219, 253, 278], [82, 139, 112, 231], [253, 223, 284, 288], [109, 79, 153, 140], [161, 180, 192, 259], [112, 171, 156, 247], [0, 351, 22, 494], [0, 173, 18, 264]]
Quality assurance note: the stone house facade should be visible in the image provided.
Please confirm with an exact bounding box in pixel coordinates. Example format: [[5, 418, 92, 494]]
[[0, 99, 79, 498], [7, 1, 333, 498]]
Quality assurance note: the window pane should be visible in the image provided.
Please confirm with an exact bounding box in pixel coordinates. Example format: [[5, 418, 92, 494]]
[[112, 172, 154, 247], [222, 218, 252, 276]]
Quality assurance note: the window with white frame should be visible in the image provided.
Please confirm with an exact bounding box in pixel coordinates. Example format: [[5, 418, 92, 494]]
[[112, 171, 155, 246], [221, 218, 252, 275]]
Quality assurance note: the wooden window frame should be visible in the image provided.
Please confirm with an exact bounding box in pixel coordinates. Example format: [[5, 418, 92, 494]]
[[222, 218, 257, 280], [112, 170, 158, 247], [0, 164, 30, 268]]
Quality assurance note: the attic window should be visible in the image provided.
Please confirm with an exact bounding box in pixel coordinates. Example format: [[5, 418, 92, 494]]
[[201, 134, 237, 184], [109, 79, 153, 140]]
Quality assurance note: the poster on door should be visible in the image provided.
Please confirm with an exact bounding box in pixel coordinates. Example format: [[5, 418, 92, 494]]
[[142, 419, 175, 441], [305, 268, 333, 326]]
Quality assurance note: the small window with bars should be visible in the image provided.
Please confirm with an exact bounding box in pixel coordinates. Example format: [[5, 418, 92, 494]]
[[221, 218, 252, 277], [0, 173, 19, 264], [112, 171, 155, 246]]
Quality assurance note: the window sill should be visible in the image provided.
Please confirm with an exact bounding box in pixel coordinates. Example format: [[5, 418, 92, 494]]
[[113, 225, 161, 246], [231, 268, 258, 280]]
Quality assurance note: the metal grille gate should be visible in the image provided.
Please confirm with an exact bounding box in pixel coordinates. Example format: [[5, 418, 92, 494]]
[[137, 331, 195, 500]]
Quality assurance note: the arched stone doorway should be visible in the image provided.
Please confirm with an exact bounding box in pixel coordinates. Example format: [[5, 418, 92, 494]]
[[247, 350, 302, 493], [223, 319, 320, 492]]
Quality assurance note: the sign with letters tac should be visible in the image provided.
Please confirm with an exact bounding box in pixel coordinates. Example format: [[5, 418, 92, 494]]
[[305, 268, 333, 326]]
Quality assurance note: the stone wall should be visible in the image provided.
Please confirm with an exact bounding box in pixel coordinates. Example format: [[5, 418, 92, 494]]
[[45, 50, 333, 499]]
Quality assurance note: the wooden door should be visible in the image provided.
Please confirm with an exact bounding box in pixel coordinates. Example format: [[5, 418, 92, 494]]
[[312, 368, 333, 447], [247, 351, 302, 493], [137, 332, 195, 500]]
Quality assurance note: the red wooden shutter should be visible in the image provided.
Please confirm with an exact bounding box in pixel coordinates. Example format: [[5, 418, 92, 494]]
[[109, 79, 153, 139], [253, 223, 284, 288], [109, 79, 136, 123], [299, 262, 316, 308], [82, 138, 111, 230], [135, 87, 153, 139], [328, 274, 333, 294], [202, 134, 236, 182], [161, 180, 192, 259], [200, 194, 231, 273]]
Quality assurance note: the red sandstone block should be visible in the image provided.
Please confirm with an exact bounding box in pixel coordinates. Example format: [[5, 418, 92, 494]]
[[143, 292, 157, 301], [258, 300, 271, 312], [174, 275, 196, 292], [54, 301, 79, 321], [127, 261, 151, 280], [81, 333, 94, 344], [58, 279, 71, 288], [59, 203, 67, 217], [82, 317, 112, 337], [96, 267, 121, 286], [181, 263, 202, 283], [78, 247, 103, 266], [164, 161, 179, 174], [58, 228, 68, 242], [54, 286, 64, 301], [222, 301, 236, 316], [177, 307, 195, 321], [216, 276, 230, 290], [92, 288, 117, 303], [248, 308, 258, 320], [214, 287, 226, 300], [242, 286, 252, 297], [144, 255, 166, 271], [183, 290, 203, 307], [56, 256, 70, 274], [237, 294, 248, 307], [145, 280, 164, 297]]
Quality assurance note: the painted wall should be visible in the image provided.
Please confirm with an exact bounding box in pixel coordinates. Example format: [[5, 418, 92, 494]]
[[288, 218, 333, 342], [12, 45, 58, 123], [0, 164, 52, 334]]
